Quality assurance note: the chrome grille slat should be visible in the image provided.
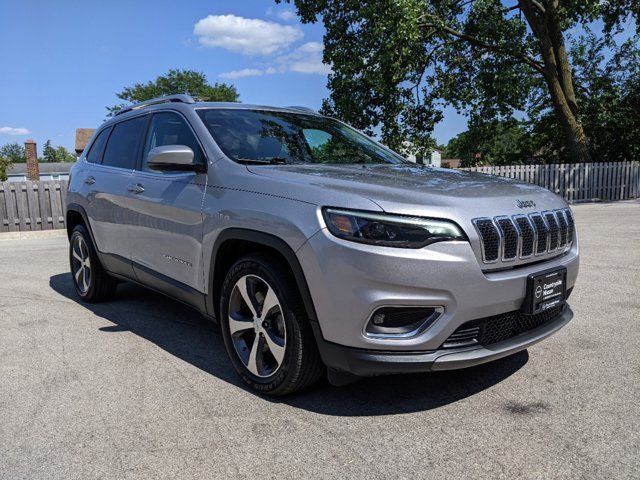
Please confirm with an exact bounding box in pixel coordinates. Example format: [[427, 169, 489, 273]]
[[513, 215, 535, 258], [529, 213, 548, 255], [544, 211, 560, 252], [564, 208, 575, 243], [495, 216, 518, 261], [472, 218, 500, 263], [555, 209, 568, 247], [473, 208, 574, 264]]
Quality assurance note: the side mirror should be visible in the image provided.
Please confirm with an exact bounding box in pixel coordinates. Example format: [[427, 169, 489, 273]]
[[147, 145, 204, 172]]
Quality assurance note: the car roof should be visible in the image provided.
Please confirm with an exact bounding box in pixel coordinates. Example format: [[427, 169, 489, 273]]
[[103, 101, 321, 128]]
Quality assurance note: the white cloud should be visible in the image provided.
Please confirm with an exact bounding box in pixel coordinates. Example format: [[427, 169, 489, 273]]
[[0, 126, 30, 136], [193, 14, 303, 56], [277, 42, 332, 75], [277, 9, 297, 21], [219, 68, 276, 79], [266, 7, 297, 21]]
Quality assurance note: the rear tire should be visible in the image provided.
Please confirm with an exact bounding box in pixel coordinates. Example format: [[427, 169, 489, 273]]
[[69, 225, 117, 302], [220, 254, 324, 395]]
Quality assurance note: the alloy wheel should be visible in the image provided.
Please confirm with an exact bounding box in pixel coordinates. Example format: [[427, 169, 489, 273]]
[[228, 274, 287, 378], [71, 236, 92, 294]]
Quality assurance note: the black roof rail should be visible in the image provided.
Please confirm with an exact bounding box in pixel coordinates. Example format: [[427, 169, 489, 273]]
[[115, 94, 196, 116]]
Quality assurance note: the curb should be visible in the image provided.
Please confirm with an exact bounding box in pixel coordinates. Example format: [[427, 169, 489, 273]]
[[0, 229, 67, 241]]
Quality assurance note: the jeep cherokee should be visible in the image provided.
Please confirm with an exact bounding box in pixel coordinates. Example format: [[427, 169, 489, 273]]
[[66, 94, 579, 395]]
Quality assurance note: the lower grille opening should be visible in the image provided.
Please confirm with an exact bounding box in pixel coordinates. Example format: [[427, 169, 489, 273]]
[[441, 304, 565, 349]]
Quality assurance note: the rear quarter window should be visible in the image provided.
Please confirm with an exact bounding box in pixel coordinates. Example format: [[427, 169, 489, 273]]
[[102, 116, 147, 169], [85, 127, 111, 164]]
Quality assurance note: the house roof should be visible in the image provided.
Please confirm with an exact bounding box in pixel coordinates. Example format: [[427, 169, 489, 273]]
[[8, 162, 73, 175], [75, 128, 96, 153]]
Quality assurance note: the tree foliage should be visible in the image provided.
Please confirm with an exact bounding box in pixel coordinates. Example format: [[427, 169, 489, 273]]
[[42, 140, 76, 163], [107, 69, 239, 116], [446, 29, 640, 165], [43, 140, 56, 162], [0, 156, 11, 181], [279, 0, 639, 162], [0, 143, 26, 163]]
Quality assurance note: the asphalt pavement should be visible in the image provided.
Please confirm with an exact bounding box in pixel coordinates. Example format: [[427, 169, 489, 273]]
[[0, 201, 638, 479]]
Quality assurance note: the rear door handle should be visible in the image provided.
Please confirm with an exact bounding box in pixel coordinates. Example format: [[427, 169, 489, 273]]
[[84, 176, 95, 185], [127, 183, 145, 194]]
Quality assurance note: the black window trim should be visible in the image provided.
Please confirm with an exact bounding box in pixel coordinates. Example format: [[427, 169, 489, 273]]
[[137, 108, 208, 173], [98, 112, 150, 171], [83, 126, 112, 165]]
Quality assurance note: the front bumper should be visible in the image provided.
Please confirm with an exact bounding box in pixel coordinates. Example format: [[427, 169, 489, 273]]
[[312, 305, 573, 376], [297, 227, 579, 351]]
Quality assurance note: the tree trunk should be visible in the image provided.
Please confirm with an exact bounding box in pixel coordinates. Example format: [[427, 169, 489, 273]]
[[544, 71, 592, 163], [519, 0, 592, 163]]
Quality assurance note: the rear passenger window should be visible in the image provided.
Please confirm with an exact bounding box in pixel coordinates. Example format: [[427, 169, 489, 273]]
[[85, 127, 110, 163], [142, 112, 204, 172], [102, 116, 147, 169]]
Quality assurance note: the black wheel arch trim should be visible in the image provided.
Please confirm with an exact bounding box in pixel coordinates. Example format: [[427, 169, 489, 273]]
[[66, 203, 95, 242], [208, 228, 319, 325]]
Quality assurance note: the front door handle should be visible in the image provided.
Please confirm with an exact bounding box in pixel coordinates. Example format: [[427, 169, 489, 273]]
[[84, 176, 95, 185], [127, 183, 145, 194]]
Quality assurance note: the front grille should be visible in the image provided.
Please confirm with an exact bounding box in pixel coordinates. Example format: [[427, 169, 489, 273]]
[[544, 211, 560, 251], [555, 210, 568, 247], [496, 217, 518, 261], [529, 213, 548, 254], [514, 215, 534, 257], [473, 208, 574, 264], [441, 305, 565, 349], [473, 218, 500, 263]]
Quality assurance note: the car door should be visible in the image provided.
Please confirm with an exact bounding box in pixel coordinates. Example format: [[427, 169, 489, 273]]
[[84, 114, 148, 277], [127, 110, 207, 294]]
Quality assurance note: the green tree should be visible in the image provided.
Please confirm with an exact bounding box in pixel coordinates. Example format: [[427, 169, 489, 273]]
[[107, 69, 239, 116], [54, 146, 76, 163], [43, 140, 56, 162], [0, 142, 26, 163], [279, 0, 639, 162], [0, 156, 11, 181], [530, 30, 640, 163], [445, 119, 535, 166]]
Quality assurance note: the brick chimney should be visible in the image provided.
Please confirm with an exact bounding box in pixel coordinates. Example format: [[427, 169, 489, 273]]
[[24, 139, 39, 181]]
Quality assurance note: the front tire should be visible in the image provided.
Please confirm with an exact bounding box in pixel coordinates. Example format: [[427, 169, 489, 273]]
[[69, 225, 117, 302], [220, 255, 324, 395]]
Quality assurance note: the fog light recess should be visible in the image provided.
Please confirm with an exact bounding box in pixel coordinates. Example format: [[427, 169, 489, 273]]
[[365, 306, 443, 338]]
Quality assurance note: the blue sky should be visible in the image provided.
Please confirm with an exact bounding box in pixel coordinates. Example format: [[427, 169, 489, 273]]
[[0, 0, 466, 153]]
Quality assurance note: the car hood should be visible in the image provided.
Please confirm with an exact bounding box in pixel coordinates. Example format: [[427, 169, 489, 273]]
[[246, 163, 565, 217]]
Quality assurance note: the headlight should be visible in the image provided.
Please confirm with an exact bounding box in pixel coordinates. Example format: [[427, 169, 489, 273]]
[[322, 207, 466, 248]]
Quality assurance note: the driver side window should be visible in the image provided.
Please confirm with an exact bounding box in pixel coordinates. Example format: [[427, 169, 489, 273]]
[[142, 112, 204, 172]]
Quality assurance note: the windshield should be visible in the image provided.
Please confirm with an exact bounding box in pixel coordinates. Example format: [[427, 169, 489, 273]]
[[196, 108, 408, 165]]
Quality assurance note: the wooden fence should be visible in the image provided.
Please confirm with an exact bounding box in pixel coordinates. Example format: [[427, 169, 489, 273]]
[[461, 161, 640, 202], [0, 180, 68, 232]]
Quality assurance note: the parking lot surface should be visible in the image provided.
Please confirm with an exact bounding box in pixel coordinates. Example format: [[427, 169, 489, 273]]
[[1, 201, 639, 479]]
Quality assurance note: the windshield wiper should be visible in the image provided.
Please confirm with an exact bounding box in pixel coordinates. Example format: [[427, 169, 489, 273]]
[[235, 157, 288, 165]]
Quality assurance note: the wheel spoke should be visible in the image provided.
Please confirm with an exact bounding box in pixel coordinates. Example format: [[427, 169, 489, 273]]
[[72, 248, 82, 262], [263, 329, 285, 366], [82, 268, 89, 291], [238, 277, 258, 318], [84, 257, 91, 269], [228, 314, 253, 335], [261, 286, 280, 318], [246, 335, 262, 376], [74, 266, 82, 283]]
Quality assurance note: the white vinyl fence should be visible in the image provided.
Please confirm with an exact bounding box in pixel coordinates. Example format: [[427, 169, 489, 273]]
[[460, 161, 640, 202]]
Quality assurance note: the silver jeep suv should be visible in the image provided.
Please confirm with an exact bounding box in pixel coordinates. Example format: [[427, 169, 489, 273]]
[[66, 94, 579, 395]]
